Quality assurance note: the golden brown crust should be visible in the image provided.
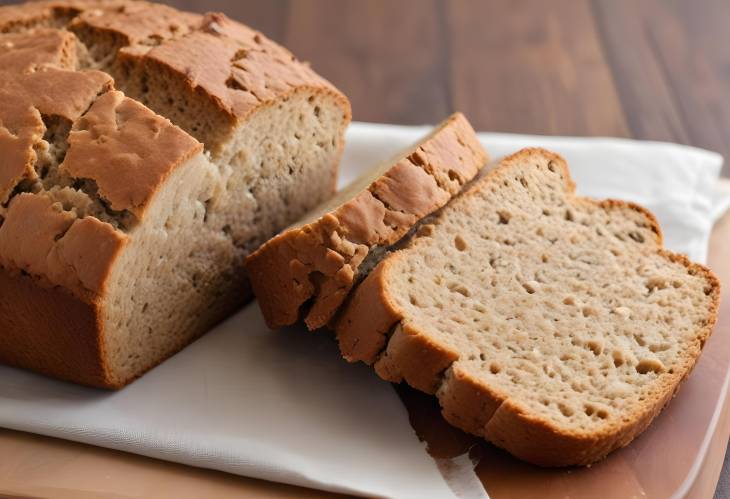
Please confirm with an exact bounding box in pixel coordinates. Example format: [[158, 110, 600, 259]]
[[335, 147, 721, 466], [63, 90, 202, 217], [0, 268, 108, 388], [70, 1, 200, 46], [247, 113, 488, 330], [374, 323, 459, 394], [0, 29, 78, 72], [172, 12, 343, 122], [0, 0, 103, 32], [68, 7, 351, 154], [1, 2, 352, 152], [436, 364, 506, 438], [336, 262, 404, 360], [0, 193, 127, 300], [0, 63, 113, 203], [0, 1, 351, 388]]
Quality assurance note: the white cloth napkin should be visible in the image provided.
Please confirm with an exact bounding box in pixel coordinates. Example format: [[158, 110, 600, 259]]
[[0, 122, 727, 499]]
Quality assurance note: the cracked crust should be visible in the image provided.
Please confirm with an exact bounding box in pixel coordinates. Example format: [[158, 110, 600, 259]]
[[246, 113, 488, 330], [63, 90, 202, 217], [0, 2, 350, 387], [0, 63, 113, 204], [0, 0, 122, 33], [66, 5, 350, 158], [335, 148, 721, 466]]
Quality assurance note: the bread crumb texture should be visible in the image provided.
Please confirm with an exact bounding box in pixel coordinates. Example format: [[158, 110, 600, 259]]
[[246, 113, 488, 330], [0, 1, 350, 387], [336, 148, 720, 466]]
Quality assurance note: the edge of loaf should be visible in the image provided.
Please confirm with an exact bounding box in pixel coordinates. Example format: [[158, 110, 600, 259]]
[[246, 113, 488, 330], [335, 148, 721, 466], [0, 1, 351, 388]]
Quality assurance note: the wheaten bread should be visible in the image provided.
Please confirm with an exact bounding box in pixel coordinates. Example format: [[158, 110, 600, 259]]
[[246, 113, 488, 330], [0, 2, 350, 388], [336, 148, 720, 466], [0, 0, 121, 33], [4, 0, 352, 256]]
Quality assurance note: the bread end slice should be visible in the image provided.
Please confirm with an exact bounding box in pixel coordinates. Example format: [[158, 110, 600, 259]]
[[336, 148, 720, 466], [246, 113, 488, 330]]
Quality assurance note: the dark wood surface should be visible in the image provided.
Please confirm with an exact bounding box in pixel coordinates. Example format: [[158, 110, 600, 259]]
[[0, 0, 728, 496], [164, 0, 730, 175]]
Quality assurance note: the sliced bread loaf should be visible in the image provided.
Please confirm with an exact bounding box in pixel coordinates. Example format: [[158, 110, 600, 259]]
[[246, 113, 488, 330], [336, 148, 720, 466], [2, 0, 351, 257], [0, 2, 350, 388]]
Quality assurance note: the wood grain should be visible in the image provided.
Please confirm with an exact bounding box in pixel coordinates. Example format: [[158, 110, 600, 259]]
[[593, 0, 730, 165], [0, 429, 338, 499], [446, 0, 629, 137], [284, 0, 451, 124], [590, 0, 691, 145], [3, 0, 726, 168], [152, 0, 730, 172]]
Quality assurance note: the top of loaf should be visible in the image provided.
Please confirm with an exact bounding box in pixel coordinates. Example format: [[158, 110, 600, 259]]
[[0, 30, 113, 205], [0, 27, 201, 215], [0, 28, 79, 71], [0, 0, 123, 32], [0, 0, 350, 154], [0, 1, 344, 114], [0, 1, 349, 300], [70, 1, 200, 46], [123, 11, 339, 119]]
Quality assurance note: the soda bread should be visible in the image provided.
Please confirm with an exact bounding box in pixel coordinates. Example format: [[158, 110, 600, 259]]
[[246, 113, 488, 330], [0, 1, 350, 388], [336, 148, 720, 466]]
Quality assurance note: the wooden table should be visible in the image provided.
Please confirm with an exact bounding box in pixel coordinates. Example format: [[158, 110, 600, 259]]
[[0, 0, 729, 497], [172, 0, 730, 176]]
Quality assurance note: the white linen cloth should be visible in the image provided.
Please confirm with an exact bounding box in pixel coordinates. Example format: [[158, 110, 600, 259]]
[[0, 122, 727, 499]]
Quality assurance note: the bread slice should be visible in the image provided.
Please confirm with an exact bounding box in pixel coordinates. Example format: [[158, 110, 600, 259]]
[[0, 3, 349, 388], [246, 113, 488, 330], [336, 148, 720, 466]]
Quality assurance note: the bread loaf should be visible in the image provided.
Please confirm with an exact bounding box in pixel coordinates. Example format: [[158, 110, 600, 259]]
[[336, 148, 720, 466], [246, 113, 488, 330], [0, 1, 350, 388]]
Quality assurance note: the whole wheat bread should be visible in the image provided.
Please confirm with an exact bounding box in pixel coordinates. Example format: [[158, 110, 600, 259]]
[[336, 148, 720, 466], [0, 1, 350, 388], [246, 113, 488, 330]]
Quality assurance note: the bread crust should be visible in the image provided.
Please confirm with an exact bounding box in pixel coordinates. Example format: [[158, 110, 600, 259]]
[[0, 269, 108, 387], [247, 113, 488, 330], [335, 147, 721, 466], [0, 2, 351, 387], [66, 6, 351, 157], [0, 28, 78, 71], [63, 90, 203, 217], [0, 63, 114, 203], [0, 0, 122, 33]]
